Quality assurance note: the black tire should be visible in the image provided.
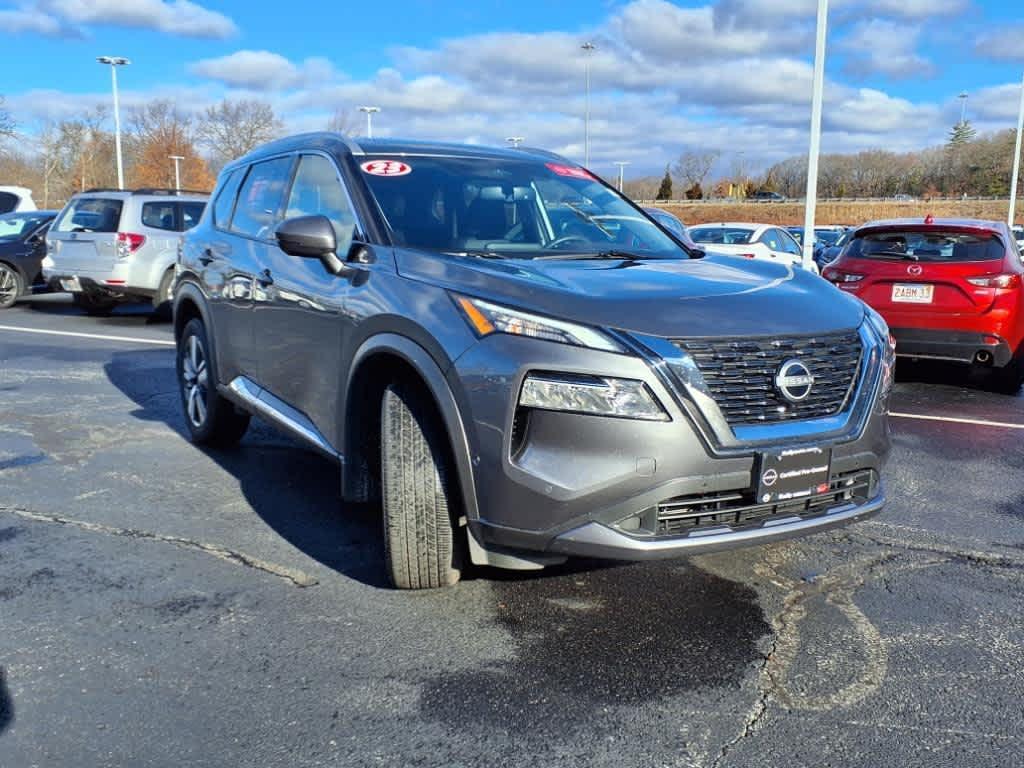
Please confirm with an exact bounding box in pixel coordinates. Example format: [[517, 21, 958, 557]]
[[73, 293, 117, 317], [381, 382, 463, 589], [0, 263, 23, 309], [152, 268, 175, 318], [176, 318, 250, 447]]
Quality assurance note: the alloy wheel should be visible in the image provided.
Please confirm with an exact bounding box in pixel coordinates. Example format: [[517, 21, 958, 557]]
[[0, 265, 18, 308], [181, 333, 209, 428]]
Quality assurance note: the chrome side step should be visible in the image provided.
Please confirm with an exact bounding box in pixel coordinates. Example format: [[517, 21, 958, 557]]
[[223, 376, 341, 461]]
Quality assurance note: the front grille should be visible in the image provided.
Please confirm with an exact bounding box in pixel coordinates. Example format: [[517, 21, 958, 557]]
[[673, 331, 862, 425], [655, 470, 875, 537]]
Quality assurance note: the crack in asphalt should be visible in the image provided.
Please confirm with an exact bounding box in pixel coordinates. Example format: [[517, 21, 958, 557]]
[[0, 505, 319, 588]]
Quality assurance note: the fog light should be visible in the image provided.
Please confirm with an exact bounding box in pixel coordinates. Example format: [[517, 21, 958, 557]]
[[519, 373, 669, 421]]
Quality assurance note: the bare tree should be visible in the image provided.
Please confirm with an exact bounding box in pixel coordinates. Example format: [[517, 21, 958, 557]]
[[0, 96, 15, 140], [327, 107, 359, 136], [673, 150, 720, 195], [196, 99, 283, 170]]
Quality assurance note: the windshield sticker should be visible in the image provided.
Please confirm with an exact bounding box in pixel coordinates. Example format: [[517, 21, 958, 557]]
[[361, 160, 412, 177], [545, 163, 593, 180]]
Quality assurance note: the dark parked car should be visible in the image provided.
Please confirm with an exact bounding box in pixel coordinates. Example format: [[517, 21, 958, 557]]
[[0, 210, 57, 309], [174, 134, 893, 589], [751, 190, 786, 202]]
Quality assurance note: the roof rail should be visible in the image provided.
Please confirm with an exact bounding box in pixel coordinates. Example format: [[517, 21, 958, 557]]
[[80, 187, 209, 196], [82, 187, 122, 193]]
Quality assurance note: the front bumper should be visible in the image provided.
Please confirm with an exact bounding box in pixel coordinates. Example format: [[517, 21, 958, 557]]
[[892, 327, 1013, 367], [452, 326, 891, 564]]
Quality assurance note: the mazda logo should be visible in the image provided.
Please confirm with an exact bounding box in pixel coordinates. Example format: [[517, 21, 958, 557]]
[[775, 359, 814, 402], [907, 264, 922, 276]]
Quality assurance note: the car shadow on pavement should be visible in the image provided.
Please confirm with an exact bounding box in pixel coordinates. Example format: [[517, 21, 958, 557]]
[[23, 296, 170, 326], [103, 349, 389, 588], [0, 666, 13, 735]]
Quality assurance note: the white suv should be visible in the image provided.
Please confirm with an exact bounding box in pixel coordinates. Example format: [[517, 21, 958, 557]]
[[44, 188, 208, 314]]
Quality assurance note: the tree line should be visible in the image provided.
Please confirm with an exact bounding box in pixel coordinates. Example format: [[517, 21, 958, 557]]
[[0, 97, 286, 208], [623, 123, 1023, 202]]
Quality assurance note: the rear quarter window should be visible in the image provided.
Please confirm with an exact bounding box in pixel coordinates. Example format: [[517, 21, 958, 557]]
[[142, 201, 177, 231], [847, 231, 1005, 262], [0, 192, 18, 214], [181, 202, 206, 230], [55, 197, 123, 233]]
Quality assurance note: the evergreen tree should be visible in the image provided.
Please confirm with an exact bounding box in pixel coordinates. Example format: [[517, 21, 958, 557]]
[[656, 166, 673, 200], [948, 120, 977, 148]]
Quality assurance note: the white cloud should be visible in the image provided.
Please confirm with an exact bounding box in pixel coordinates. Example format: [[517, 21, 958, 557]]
[[190, 51, 302, 90], [839, 19, 935, 79], [974, 24, 1024, 63], [2, 0, 237, 39]]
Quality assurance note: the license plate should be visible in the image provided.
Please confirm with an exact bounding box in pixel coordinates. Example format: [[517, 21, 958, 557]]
[[60, 277, 81, 292], [892, 283, 933, 303], [756, 447, 832, 504]]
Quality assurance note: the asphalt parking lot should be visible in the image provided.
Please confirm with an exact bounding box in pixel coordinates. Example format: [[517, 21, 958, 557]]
[[2, 295, 1023, 768]]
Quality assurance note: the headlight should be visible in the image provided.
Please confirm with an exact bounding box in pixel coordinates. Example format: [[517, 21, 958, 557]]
[[454, 295, 624, 353], [519, 373, 668, 421]]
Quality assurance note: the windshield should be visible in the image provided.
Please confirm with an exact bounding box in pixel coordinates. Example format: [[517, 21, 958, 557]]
[[688, 226, 754, 245], [814, 230, 842, 246], [846, 231, 1005, 262], [359, 155, 686, 258], [0, 212, 51, 241]]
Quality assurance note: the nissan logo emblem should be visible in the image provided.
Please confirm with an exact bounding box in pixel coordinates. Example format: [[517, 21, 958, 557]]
[[907, 264, 923, 276], [775, 359, 814, 403]]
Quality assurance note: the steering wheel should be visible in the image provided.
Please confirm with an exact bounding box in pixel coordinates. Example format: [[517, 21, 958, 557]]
[[545, 235, 592, 250]]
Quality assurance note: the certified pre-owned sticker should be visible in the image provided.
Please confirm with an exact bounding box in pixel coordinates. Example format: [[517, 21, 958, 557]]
[[545, 162, 594, 180], [361, 160, 412, 177]]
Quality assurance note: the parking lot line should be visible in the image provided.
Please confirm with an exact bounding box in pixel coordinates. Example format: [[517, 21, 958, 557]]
[[0, 324, 175, 347], [889, 411, 1024, 430]]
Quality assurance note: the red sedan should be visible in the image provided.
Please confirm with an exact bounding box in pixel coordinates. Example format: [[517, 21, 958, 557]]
[[823, 217, 1024, 392]]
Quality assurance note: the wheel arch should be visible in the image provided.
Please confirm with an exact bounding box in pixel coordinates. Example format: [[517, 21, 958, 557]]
[[343, 333, 479, 523], [172, 281, 221, 374]]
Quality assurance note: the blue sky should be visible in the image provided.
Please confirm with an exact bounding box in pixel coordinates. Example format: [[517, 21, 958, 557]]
[[2, 0, 1024, 177]]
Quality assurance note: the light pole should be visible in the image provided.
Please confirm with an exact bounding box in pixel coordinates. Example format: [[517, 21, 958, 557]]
[[358, 106, 380, 138], [800, 0, 829, 271], [614, 161, 630, 192], [97, 56, 130, 190], [506, 136, 524, 148], [958, 91, 969, 125], [581, 41, 596, 168], [1009, 73, 1024, 227], [169, 155, 184, 191]]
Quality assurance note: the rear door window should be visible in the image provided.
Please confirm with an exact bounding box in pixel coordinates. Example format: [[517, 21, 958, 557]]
[[212, 168, 241, 230], [142, 201, 177, 231], [55, 197, 123, 233], [180, 202, 206, 231], [231, 157, 294, 239], [847, 231, 1005, 262]]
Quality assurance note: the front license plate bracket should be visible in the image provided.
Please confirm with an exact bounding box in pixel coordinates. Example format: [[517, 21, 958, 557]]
[[756, 447, 832, 504]]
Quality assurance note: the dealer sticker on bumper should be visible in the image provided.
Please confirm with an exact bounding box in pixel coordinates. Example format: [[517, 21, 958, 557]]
[[757, 446, 832, 504]]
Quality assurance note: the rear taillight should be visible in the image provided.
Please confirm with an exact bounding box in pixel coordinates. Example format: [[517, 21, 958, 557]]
[[739, 253, 756, 259], [823, 268, 864, 284], [966, 274, 1021, 289], [116, 232, 146, 258]]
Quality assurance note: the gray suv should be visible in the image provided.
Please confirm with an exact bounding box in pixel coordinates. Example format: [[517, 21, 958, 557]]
[[44, 188, 208, 314], [174, 134, 893, 589]]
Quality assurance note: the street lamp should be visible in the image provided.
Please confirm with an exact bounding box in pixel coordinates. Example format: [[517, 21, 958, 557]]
[[169, 155, 184, 191], [358, 106, 380, 138], [506, 136, 524, 148], [800, 0, 829, 271], [1009, 73, 1024, 228], [581, 41, 596, 167], [613, 161, 630, 192], [958, 91, 969, 125], [97, 56, 130, 190]]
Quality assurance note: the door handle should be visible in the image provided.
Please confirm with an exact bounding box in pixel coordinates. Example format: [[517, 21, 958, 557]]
[[256, 269, 274, 287], [198, 249, 214, 266]]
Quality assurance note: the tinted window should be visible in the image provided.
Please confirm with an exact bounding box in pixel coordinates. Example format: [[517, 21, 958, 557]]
[[284, 155, 357, 252], [360, 155, 683, 258], [815, 229, 842, 246], [689, 227, 754, 245], [0, 213, 53, 241], [759, 229, 782, 250], [777, 229, 801, 255], [181, 202, 205, 230], [142, 201, 177, 231], [55, 197, 123, 233], [212, 168, 241, 229], [231, 157, 293, 239], [0, 192, 17, 213], [846, 231, 1005, 262]]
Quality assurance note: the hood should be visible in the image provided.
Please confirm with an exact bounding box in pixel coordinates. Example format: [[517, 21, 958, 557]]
[[395, 250, 866, 338]]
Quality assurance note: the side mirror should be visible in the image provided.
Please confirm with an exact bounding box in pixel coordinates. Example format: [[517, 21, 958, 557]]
[[275, 215, 336, 258]]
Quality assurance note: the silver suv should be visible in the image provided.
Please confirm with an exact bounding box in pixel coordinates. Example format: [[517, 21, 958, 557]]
[[44, 188, 208, 314]]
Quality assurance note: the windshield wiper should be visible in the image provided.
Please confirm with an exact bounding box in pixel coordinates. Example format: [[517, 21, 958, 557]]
[[868, 250, 919, 261], [563, 201, 614, 239], [444, 250, 507, 259], [536, 250, 646, 261]]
